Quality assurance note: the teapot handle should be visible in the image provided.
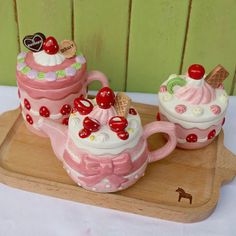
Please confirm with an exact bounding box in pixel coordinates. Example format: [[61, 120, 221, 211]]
[[143, 121, 177, 163], [85, 70, 109, 88]]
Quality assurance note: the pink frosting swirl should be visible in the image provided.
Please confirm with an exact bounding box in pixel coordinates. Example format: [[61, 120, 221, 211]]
[[89, 106, 117, 125], [175, 82, 216, 105]]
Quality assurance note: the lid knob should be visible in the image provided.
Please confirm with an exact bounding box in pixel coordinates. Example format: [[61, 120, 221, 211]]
[[188, 64, 205, 80]]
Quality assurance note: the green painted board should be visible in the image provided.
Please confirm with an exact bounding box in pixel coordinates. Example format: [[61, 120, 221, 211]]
[[74, 0, 130, 91], [0, 1, 19, 86], [182, 0, 236, 95], [17, 0, 72, 50], [127, 0, 189, 93]]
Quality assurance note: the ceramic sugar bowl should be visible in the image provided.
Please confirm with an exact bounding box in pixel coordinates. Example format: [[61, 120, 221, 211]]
[[39, 87, 177, 192], [158, 64, 229, 149], [16, 32, 108, 137]]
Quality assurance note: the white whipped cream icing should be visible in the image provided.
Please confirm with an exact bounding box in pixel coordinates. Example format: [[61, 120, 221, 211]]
[[68, 107, 143, 155], [159, 74, 229, 129], [33, 51, 65, 66]]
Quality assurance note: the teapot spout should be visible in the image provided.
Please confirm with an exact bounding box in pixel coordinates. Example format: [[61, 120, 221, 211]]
[[38, 119, 67, 161]]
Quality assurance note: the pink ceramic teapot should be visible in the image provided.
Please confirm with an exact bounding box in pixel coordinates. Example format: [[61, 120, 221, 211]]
[[39, 87, 177, 192]]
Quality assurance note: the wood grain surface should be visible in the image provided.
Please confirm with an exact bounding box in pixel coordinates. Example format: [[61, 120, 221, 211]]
[[0, 104, 235, 223]]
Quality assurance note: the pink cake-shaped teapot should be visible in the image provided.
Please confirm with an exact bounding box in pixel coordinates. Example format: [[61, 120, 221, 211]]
[[39, 87, 177, 192], [16, 33, 108, 137], [158, 64, 229, 149]]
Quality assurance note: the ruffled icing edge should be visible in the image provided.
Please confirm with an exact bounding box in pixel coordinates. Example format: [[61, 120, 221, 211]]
[[16, 52, 86, 81]]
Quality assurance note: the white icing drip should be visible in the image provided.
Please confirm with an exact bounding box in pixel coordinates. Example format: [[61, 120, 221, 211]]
[[33, 51, 65, 66]]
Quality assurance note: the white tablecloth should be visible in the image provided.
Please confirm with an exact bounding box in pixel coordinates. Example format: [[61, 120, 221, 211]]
[[0, 86, 236, 236]]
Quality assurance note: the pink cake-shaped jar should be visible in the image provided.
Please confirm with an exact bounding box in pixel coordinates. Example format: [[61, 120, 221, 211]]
[[39, 87, 176, 192], [16, 34, 108, 137], [158, 64, 229, 149]]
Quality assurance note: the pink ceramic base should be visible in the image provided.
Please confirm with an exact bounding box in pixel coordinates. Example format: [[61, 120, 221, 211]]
[[158, 112, 224, 150]]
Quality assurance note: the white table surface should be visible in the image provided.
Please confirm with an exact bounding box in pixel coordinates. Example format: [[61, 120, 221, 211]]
[[0, 85, 236, 236]]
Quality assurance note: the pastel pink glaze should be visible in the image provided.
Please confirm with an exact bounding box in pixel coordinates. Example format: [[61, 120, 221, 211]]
[[17, 52, 109, 137], [175, 82, 216, 105], [38, 120, 177, 192], [89, 106, 116, 125], [159, 113, 224, 149]]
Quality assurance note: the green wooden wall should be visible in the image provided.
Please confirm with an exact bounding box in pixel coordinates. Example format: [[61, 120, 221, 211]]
[[1, 0, 236, 95]]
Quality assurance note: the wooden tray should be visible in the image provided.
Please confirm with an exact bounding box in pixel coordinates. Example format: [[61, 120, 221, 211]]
[[0, 104, 236, 223]]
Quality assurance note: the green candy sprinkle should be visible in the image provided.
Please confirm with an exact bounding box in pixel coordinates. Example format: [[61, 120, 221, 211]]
[[17, 58, 25, 63], [37, 72, 45, 80], [72, 62, 81, 70], [56, 70, 66, 77], [21, 66, 31, 74], [167, 77, 187, 94]]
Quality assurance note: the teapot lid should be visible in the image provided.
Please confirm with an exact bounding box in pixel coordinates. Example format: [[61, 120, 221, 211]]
[[68, 88, 143, 155]]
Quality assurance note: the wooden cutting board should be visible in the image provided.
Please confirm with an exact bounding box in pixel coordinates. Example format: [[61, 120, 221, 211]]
[[0, 103, 236, 223]]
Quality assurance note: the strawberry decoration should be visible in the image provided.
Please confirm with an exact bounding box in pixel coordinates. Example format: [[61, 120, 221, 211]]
[[117, 131, 129, 140], [26, 114, 33, 125], [62, 117, 69, 126], [188, 64, 205, 80], [129, 108, 137, 115], [208, 130, 216, 140], [109, 116, 128, 133], [43, 36, 59, 55], [60, 104, 71, 115], [186, 134, 198, 143], [83, 117, 100, 132], [156, 112, 161, 121], [24, 98, 31, 110], [74, 97, 93, 115], [96, 87, 115, 109], [39, 106, 50, 118], [79, 128, 91, 139]]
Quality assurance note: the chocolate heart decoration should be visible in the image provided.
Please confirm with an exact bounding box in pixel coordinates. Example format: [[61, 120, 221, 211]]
[[23, 32, 46, 52]]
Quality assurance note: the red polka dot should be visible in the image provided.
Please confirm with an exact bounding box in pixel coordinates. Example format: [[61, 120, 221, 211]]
[[24, 98, 31, 110], [39, 106, 50, 117], [186, 134, 198, 143], [208, 130, 216, 140], [26, 114, 33, 125], [222, 117, 225, 126], [156, 112, 161, 121]]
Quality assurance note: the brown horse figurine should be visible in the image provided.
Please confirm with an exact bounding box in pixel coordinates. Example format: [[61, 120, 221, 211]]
[[176, 187, 192, 204]]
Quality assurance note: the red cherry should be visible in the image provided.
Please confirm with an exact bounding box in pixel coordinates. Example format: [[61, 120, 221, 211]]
[[186, 134, 198, 143], [156, 112, 161, 121], [79, 128, 91, 138], [109, 116, 128, 132], [26, 114, 33, 125], [74, 97, 93, 115], [62, 117, 69, 126], [43, 36, 59, 55], [24, 98, 31, 110], [129, 108, 137, 115], [208, 129, 216, 140], [39, 106, 50, 117], [96, 87, 115, 109], [222, 117, 225, 126], [117, 131, 129, 140], [83, 117, 100, 132], [60, 104, 71, 115], [188, 64, 205, 80]]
